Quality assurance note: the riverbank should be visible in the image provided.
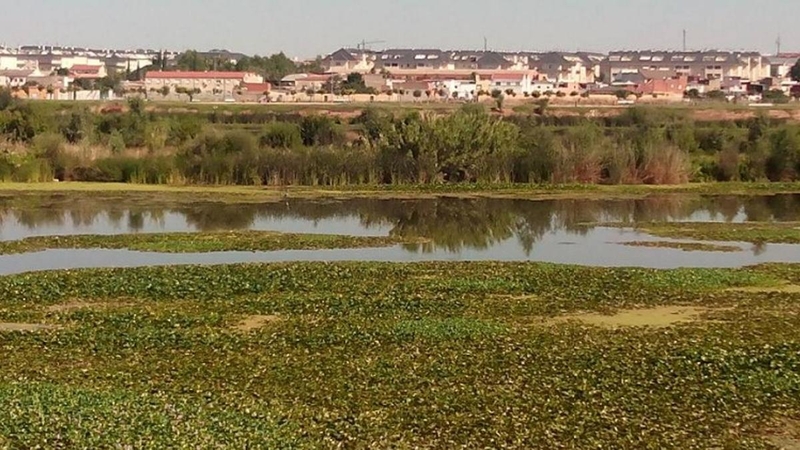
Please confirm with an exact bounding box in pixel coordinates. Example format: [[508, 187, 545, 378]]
[[2, 181, 800, 202]]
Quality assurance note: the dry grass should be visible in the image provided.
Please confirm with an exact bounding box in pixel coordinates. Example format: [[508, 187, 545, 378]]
[[0, 323, 59, 332], [548, 306, 727, 329], [232, 315, 281, 332]]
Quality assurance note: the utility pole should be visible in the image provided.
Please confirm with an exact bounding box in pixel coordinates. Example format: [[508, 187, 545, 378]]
[[776, 34, 782, 55], [484, 37, 488, 52], [682, 29, 687, 52]]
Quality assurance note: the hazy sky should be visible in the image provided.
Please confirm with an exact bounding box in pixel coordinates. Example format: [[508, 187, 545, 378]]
[[1, 0, 797, 58]]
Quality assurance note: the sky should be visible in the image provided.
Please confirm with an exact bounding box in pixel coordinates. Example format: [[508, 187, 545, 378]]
[[0, 0, 798, 59]]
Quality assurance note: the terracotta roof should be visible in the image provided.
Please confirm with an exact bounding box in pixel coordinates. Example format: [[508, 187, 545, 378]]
[[146, 71, 252, 80], [70, 64, 102, 72], [0, 69, 34, 78], [491, 73, 526, 81], [241, 82, 271, 92]]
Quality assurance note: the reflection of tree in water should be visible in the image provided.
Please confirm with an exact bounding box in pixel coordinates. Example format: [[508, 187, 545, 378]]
[[765, 195, 800, 222], [2, 194, 799, 255], [106, 209, 125, 230], [15, 209, 67, 229], [127, 211, 145, 232], [751, 242, 767, 257], [178, 204, 259, 231], [742, 194, 800, 222], [386, 199, 518, 252], [703, 196, 745, 222]]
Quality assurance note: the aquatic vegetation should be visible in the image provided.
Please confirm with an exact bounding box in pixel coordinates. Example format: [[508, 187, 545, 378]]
[[617, 221, 800, 244], [0, 231, 408, 254], [618, 240, 742, 252], [0, 262, 799, 448]]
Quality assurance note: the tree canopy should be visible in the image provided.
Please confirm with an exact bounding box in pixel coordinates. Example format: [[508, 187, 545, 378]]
[[791, 59, 800, 82], [171, 50, 324, 83]]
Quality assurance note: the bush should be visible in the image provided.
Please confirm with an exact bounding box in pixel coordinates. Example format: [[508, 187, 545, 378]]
[[300, 115, 343, 147], [260, 122, 302, 148]]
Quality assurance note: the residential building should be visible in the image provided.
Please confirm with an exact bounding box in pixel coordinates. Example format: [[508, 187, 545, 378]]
[[0, 55, 21, 70], [322, 49, 376, 74], [144, 71, 264, 95], [528, 52, 601, 84], [70, 64, 108, 80], [768, 53, 800, 78], [0, 68, 44, 87], [612, 71, 688, 96], [602, 51, 770, 82], [436, 80, 478, 100], [281, 73, 332, 92], [1, 45, 173, 75], [485, 72, 535, 95]]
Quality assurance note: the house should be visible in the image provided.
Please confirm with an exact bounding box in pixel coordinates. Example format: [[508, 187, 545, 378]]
[[530, 80, 557, 94], [144, 71, 264, 95], [239, 82, 272, 94], [611, 72, 647, 90], [436, 80, 477, 100], [448, 51, 517, 71], [0, 55, 21, 70], [638, 75, 688, 96], [768, 54, 800, 79], [322, 48, 375, 74], [528, 52, 598, 84], [602, 51, 770, 82], [281, 73, 332, 92], [70, 64, 108, 80], [0, 69, 44, 87], [374, 49, 451, 72], [720, 78, 747, 95], [486, 72, 534, 95]]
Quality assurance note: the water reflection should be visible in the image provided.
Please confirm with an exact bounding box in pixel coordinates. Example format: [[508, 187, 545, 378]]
[[0, 194, 799, 255]]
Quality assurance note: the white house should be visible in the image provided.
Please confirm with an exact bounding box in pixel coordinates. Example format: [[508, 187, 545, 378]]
[[488, 73, 534, 95], [0, 55, 20, 70], [144, 71, 264, 95], [0, 68, 44, 87], [438, 80, 477, 100], [530, 81, 557, 94]]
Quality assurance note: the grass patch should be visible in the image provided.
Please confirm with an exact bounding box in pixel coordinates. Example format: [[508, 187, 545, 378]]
[[0, 231, 407, 254], [613, 221, 800, 244], [618, 240, 742, 252], [0, 261, 798, 448], [393, 318, 506, 341], [1, 181, 800, 201]]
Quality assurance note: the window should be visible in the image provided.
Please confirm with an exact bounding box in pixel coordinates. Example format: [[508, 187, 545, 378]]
[[414, 54, 426, 60], [652, 55, 664, 62], [427, 55, 438, 59], [608, 56, 621, 62], [640, 55, 652, 61], [671, 55, 683, 61], [684, 56, 696, 62]]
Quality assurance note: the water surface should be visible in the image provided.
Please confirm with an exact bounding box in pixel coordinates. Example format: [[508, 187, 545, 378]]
[[1, 193, 798, 273]]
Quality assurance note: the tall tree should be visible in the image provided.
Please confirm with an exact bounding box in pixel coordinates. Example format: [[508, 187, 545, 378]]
[[791, 59, 800, 82], [176, 50, 208, 71]]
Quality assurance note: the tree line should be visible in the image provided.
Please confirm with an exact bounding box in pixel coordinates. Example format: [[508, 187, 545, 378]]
[[0, 94, 799, 186]]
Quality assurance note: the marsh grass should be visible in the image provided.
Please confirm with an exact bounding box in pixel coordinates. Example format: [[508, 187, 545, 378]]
[[0, 262, 798, 447], [0, 231, 407, 254]]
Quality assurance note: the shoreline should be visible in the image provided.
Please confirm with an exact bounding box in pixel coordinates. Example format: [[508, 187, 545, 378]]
[[1, 181, 800, 201]]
